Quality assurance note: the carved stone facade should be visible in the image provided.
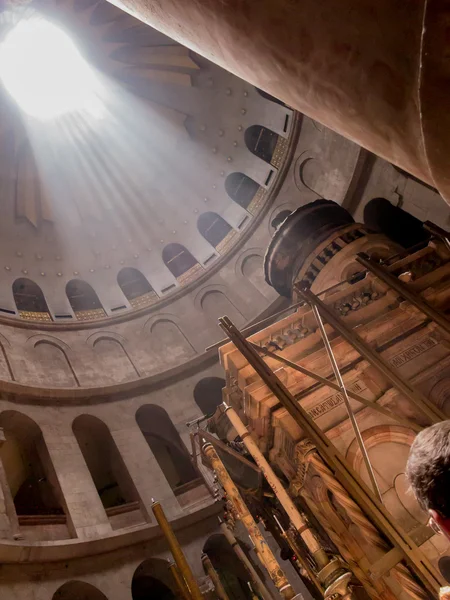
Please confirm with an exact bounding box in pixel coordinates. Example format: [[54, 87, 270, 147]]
[[220, 206, 450, 599]]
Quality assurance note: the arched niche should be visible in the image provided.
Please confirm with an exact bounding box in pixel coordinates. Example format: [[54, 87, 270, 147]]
[[0, 411, 67, 538], [93, 337, 139, 382], [241, 254, 269, 298], [197, 212, 233, 250], [150, 319, 195, 363], [66, 279, 105, 320], [72, 415, 139, 514], [201, 290, 245, 328], [34, 340, 79, 387], [52, 581, 108, 600], [135, 405, 197, 491], [225, 172, 260, 210], [162, 243, 201, 284], [132, 559, 177, 600], [244, 125, 280, 164], [430, 378, 450, 417], [193, 377, 225, 415], [255, 87, 286, 106], [203, 534, 255, 599], [346, 425, 427, 534], [117, 267, 158, 309], [12, 278, 51, 321]]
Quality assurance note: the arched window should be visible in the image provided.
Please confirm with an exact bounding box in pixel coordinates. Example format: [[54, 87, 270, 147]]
[[225, 173, 260, 210], [193, 377, 225, 415], [72, 415, 138, 510], [136, 405, 197, 491], [255, 87, 286, 106], [66, 279, 105, 320], [117, 267, 157, 308], [244, 125, 280, 164], [12, 278, 51, 321], [52, 581, 109, 600], [197, 212, 233, 249], [132, 559, 177, 600], [0, 411, 66, 539], [162, 243, 201, 283]]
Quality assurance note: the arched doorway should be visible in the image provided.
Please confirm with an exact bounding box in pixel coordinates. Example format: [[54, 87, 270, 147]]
[[203, 534, 254, 599], [52, 580, 108, 599], [135, 405, 197, 490], [132, 558, 177, 600], [0, 411, 65, 529], [66, 279, 105, 320], [193, 377, 225, 415]]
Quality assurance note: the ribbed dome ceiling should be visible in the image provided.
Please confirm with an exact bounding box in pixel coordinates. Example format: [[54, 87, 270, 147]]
[[0, 0, 294, 323]]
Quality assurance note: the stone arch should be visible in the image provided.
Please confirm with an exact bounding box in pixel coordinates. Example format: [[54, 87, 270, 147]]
[[0, 411, 66, 528], [225, 172, 260, 210], [203, 534, 254, 599], [66, 279, 105, 320], [117, 267, 157, 308], [200, 289, 245, 328], [132, 558, 177, 600], [72, 414, 139, 511], [135, 404, 197, 491], [149, 318, 195, 363], [92, 335, 140, 381], [346, 425, 426, 532], [52, 581, 108, 599], [33, 339, 79, 387], [244, 124, 280, 164], [193, 377, 225, 415], [162, 243, 200, 283], [429, 378, 450, 417], [197, 212, 233, 249], [12, 278, 50, 318]]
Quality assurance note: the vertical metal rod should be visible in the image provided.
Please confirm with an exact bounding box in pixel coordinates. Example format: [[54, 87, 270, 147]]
[[296, 286, 445, 423], [202, 553, 231, 600], [203, 442, 296, 599], [152, 500, 203, 600], [357, 252, 450, 336], [169, 562, 192, 600], [219, 521, 275, 600], [310, 304, 383, 503]]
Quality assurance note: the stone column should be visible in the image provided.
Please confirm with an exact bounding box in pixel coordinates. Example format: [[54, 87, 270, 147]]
[[0, 430, 17, 538], [44, 428, 112, 539], [111, 424, 182, 519], [108, 0, 450, 203]]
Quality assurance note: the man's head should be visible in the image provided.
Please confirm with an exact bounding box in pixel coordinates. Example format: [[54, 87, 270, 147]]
[[406, 420, 450, 538]]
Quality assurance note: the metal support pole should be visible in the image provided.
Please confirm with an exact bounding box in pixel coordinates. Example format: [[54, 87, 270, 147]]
[[217, 315, 443, 596], [296, 286, 445, 424], [169, 562, 192, 600], [357, 251, 450, 336], [250, 342, 421, 432], [203, 442, 297, 599], [310, 304, 383, 503], [201, 553, 230, 600], [223, 404, 353, 598], [151, 501, 203, 600], [219, 521, 275, 600]]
